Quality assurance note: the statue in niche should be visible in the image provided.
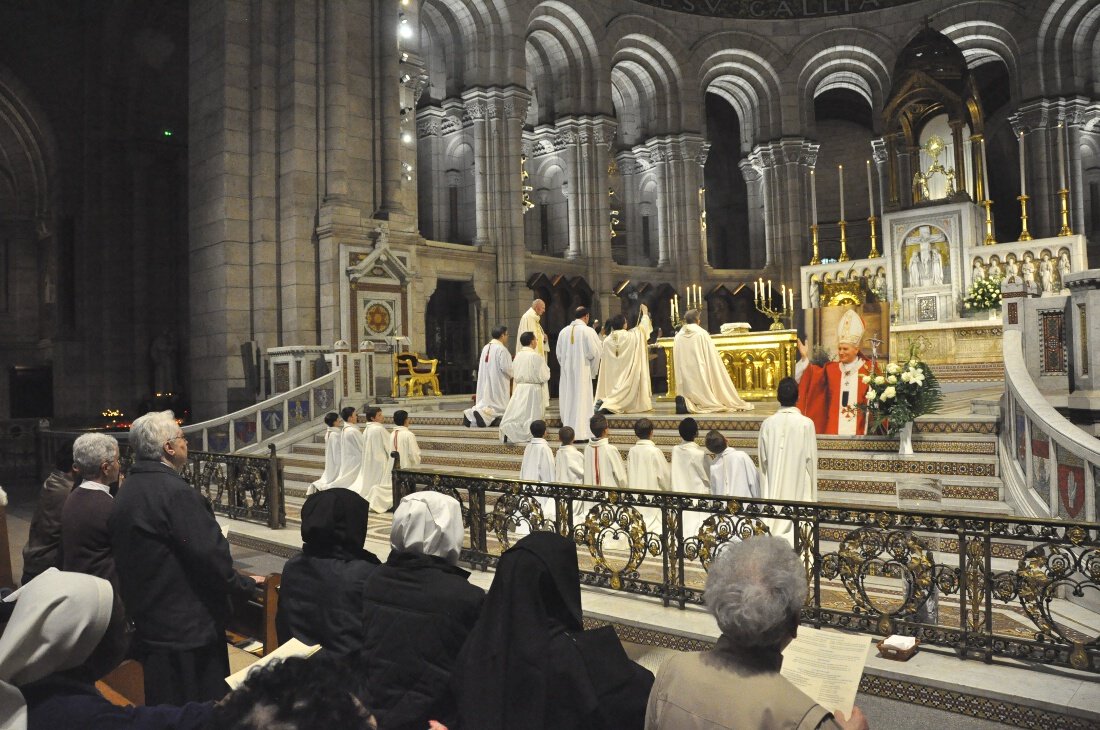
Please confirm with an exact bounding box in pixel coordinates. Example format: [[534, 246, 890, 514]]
[[987, 257, 1003, 280], [972, 259, 986, 283], [1004, 256, 1019, 283], [1039, 255, 1055, 294], [1058, 250, 1071, 284], [151, 330, 178, 395]]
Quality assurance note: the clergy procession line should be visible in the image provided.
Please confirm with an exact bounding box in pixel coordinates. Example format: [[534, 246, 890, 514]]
[[309, 299, 878, 513]]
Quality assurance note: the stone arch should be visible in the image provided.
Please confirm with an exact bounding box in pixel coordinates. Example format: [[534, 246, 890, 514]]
[[421, 0, 519, 89], [606, 16, 697, 134], [791, 28, 894, 136], [1037, 0, 1100, 96], [420, 1, 469, 98], [0, 64, 57, 220], [692, 31, 784, 150], [933, 3, 1025, 101], [525, 0, 608, 119]]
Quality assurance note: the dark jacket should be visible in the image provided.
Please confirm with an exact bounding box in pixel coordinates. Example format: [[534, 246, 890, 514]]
[[276, 551, 379, 659], [360, 550, 485, 730], [108, 460, 257, 650], [61, 486, 119, 590], [22, 674, 213, 730], [21, 470, 73, 582]]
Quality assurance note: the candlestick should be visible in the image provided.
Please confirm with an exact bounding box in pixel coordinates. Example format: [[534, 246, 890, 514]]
[[810, 168, 818, 224], [838, 219, 849, 262], [1058, 122, 1067, 191], [1018, 131, 1026, 197], [809, 224, 820, 265], [838, 164, 845, 221], [981, 199, 996, 245], [1058, 188, 1073, 236], [1017, 194, 1033, 241], [788, 287, 793, 312], [868, 215, 879, 259], [866, 160, 874, 216], [980, 137, 990, 200], [753, 279, 758, 302]]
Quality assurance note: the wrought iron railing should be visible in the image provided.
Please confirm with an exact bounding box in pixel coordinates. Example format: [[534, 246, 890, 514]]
[[394, 469, 1100, 673], [181, 447, 284, 528]]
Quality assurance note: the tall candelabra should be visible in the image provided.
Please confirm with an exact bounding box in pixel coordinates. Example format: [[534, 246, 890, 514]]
[[981, 199, 996, 245], [1058, 188, 1073, 236], [867, 215, 880, 259], [1017, 194, 1033, 241], [754, 279, 794, 331], [838, 219, 850, 262], [809, 224, 820, 265]]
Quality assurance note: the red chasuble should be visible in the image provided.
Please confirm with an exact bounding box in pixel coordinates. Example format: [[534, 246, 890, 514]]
[[798, 358, 874, 435]]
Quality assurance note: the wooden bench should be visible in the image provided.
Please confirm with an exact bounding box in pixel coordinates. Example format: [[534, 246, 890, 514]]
[[393, 351, 442, 397]]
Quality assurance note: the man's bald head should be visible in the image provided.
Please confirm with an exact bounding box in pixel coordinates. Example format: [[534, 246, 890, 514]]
[[532, 299, 546, 315]]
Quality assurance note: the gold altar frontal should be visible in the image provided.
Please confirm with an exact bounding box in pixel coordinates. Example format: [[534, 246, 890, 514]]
[[653, 329, 799, 402], [890, 320, 1004, 371]]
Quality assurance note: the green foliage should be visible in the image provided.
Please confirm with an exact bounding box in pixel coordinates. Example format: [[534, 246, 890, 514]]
[[963, 275, 1003, 312], [858, 346, 944, 436]]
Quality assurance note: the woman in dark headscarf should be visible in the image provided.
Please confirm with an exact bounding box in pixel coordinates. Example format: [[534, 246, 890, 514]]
[[453, 531, 653, 730], [275, 489, 379, 659]]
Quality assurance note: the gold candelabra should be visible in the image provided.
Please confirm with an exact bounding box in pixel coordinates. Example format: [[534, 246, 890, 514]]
[[867, 215, 880, 259], [809, 224, 820, 265], [1057, 188, 1073, 236], [1017, 194, 1033, 241], [838, 220, 849, 262], [754, 279, 794, 331], [981, 199, 996, 245]]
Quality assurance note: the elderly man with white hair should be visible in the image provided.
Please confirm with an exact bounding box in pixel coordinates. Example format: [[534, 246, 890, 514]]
[[60, 433, 121, 589], [518, 298, 550, 409], [109, 410, 261, 706], [645, 536, 869, 730]]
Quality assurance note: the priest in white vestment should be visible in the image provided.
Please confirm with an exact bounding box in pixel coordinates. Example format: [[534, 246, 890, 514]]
[[390, 409, 421, 469], [758, 377, 818, 543], [326, 407, 365, 490], [626, 417, 669, 532], [554, 426, 584, 484], [308, 411, 343, 494], [672, 309, 752, 414], [594, 305, 653, 414], [517, 298, 550, 409], [498, 332, 551, 444], [464, 325, 513, 428], [555, 307, 602, 441], [706, 430, 759, 499], [360, 407, 397, 512]]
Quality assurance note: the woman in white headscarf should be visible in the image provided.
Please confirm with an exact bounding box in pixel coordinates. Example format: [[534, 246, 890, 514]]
[[0, 569, 213, 730], [358, 491, 485, 730]]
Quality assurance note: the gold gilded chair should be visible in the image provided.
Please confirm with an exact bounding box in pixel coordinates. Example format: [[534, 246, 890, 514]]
[[393, 351, 442, 397]]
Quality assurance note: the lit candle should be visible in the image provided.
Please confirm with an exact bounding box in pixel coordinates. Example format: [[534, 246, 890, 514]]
[[1057, 122, 1067, 190], [838, 164, 845, 221], [696, 284, 702, 309], [781, 283, 786, 306], [754, 280, 759, 302], [768, 279, 773, 306], [788, 287, 793, 312], [980, 137, 990, 200], [866, 160, 874, 217], [1018, 130, 1026, 196], [810, 169, 818, 224]]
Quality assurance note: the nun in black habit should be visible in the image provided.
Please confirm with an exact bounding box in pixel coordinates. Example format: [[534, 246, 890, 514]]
[[453, 531, 653, 730], [275, 488, 380, 659]]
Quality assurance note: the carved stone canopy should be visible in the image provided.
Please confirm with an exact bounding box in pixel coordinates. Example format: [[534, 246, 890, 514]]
[[346, 225, 411, 284]]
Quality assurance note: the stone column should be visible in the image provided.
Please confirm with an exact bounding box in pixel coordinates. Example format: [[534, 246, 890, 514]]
[[739, 159, 765, 269], [748, 139, 819, 289], [1062, 98, 1099, 238], [641, 134, 707, 288], [463, 86, 532, 329], [375, 0, 404, 218], [1011, 99, 1065, 238], [950, 120, 968, 199], [322, 0, 348, 201]]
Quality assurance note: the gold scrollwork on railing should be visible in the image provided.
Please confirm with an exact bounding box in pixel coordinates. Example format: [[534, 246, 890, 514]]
[[489, 491, 554, 551], [1015, 545, 1100, 650], [820, 528, 935, 623], [964, 538, 987, 633], [574, 501, 661, 590], [682, 509, 771, 571]]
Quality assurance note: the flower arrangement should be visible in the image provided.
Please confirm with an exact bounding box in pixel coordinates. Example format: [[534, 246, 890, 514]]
[[859, 344, 943, 436], [963, 275, 1003, 312]]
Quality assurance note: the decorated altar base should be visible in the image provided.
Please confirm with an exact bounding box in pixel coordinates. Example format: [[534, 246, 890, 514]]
[[653, 329, 799, 402], [800, 199, 1087, 374]]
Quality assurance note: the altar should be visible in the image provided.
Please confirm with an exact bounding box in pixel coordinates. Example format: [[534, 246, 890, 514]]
[[653, 329, 799, 402]]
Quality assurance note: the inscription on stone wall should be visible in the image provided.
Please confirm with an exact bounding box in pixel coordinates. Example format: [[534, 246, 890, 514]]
[[632, 0, 918, 20]]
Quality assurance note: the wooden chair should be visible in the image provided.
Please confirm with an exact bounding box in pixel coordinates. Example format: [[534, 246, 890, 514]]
[[393, 352, 442, 397]]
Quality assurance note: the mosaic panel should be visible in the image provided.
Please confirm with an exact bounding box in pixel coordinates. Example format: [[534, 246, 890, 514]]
[[1039, 310, 1066, 374], [1014, 401, 1027, 464], [274, 363, 290, 393], [207, 425, 230, 454], [1029, 422, 1051, 506], [288, 398, 310, 428], [1079, 303, 1088, 375], [817, 457, 995, 477], [312, 386, 335, 413], [261, 408, 285, 435], [233, 417, 257, 447], [1054, 443, 1085, 520]]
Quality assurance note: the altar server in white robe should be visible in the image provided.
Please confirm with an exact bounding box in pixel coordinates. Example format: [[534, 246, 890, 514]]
[[554, 426, 584, 485], [464, 326, 513, 428], [326, 406, 365, 490], [579, 414, 626, 521], [594, 305, 653, 414], [555, 307, 602, 441], [360, 407, 397, 512], [670, 418, 710, 494], [308, 411, 343, 494], [758, 377, 818, 543], [626, 418, 669, 532], [672, 309, 752, 414], [498, 332, 552, 444], [390, 409, 421, 469], [518, 420, 556, 525], [518, 299, 550, 409], [706, 430, 759, 499]]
